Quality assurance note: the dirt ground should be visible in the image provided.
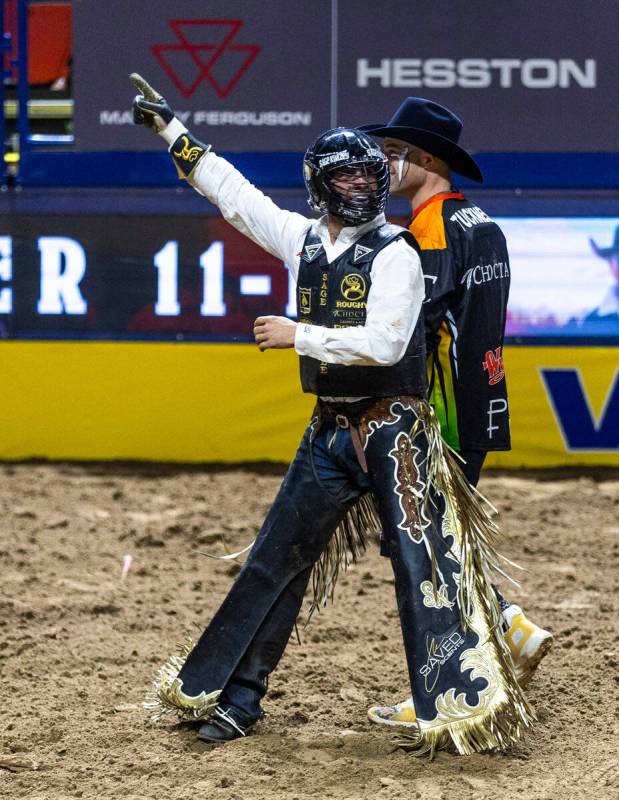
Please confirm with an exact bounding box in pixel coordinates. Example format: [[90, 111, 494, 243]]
[[0, 462, 618, 800]]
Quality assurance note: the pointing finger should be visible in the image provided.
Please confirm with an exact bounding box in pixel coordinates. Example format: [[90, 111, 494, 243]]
[[129, 72, 162, 102]]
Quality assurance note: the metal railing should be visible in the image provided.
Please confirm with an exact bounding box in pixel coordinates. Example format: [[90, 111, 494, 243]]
[[3, 97, 72, 118], [16, 0, 73, 151], [0, 1, 73, 182], [0, 0, 11, 183]]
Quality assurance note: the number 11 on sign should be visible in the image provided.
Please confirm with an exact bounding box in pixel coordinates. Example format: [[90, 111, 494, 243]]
[[153, 240, 227, 317]]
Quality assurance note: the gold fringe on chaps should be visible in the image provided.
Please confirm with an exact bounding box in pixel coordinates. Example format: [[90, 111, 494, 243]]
[[399, 402, 535, 755], [144, 639, 220, 722], [307, 491, 381, 622], [306, 399, 535, 755]]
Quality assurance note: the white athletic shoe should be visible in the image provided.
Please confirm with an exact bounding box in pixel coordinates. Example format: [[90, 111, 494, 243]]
[[367, 696, 418, 728], [503, 604, 554, 686]]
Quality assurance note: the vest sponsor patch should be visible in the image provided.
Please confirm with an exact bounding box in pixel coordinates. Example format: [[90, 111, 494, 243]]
[[320, 272, 328, 306], [353, 243, 373, 262], [303, 243, 323, 262], [335, 300, 366, 309], [299, 287, 311, 315], [340, 272, 367, 301]]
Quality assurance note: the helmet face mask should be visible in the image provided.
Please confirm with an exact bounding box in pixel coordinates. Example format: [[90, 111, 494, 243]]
[[304, 128, 389, 224]]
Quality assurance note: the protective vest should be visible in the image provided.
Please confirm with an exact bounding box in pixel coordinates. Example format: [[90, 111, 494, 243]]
[[296, 224, 427, 398]]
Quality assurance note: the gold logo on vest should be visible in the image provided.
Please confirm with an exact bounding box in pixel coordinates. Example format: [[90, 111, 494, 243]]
[[341, 273, 366, 301]]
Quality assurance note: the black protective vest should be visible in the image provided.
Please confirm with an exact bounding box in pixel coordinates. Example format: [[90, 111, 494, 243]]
[[296, 224, 427, 398]]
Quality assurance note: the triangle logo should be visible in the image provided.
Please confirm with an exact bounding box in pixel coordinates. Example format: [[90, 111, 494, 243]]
[[353, 244, 373, 262], [303, 243, 323, 261]]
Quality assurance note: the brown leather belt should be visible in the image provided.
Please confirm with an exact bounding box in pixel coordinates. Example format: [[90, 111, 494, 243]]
[[314, 399, 376, 473]]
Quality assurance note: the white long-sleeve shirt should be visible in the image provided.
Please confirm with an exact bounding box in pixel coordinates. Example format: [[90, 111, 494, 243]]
[[161, 119, 425, 368]]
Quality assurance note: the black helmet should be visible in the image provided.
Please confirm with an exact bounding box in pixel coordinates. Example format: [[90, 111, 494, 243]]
[[303, 127, 389, 224]]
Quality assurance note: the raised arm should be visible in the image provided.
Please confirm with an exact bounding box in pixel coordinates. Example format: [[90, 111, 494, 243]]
[[132, 74, 309, 275]]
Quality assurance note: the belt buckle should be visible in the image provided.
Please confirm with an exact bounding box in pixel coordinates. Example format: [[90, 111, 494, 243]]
[[335, 414, 350, 429]]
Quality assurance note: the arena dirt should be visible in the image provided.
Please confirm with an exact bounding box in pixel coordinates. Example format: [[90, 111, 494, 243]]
[[0, 463, 617, 800]]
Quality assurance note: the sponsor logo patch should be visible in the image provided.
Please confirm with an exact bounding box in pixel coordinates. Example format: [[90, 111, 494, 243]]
[[420, 627, 465, 693], [303, 243, 323, 262], [320, 271, 328, 306], [353, 244, 373, 262], [356, 58, 596, 90], [487, 398, 508, 439], [298, 287, 311, 315], [318, 151, 349, 168], [172, 135, 204, 163], [461, 261, 510, 289], [340, 273, 367, 301], [541, 368, 619, 451], [482, 347, 505, 385], [152, 20, 260, 99]]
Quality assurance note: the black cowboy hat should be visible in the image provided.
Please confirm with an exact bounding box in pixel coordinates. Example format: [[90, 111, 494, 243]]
[[590, 224, 619, 259], [360, 96, 483, 183]]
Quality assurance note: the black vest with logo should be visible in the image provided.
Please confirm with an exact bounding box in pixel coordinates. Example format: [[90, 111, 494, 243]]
[[297, 224, 427, 398]]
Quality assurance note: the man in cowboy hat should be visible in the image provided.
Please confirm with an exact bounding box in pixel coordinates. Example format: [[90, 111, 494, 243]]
[[587, 225, 619, 323], [361, 97, 553, 729]]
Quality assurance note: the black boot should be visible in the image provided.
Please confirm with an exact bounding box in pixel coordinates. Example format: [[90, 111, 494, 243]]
[[197, 705, 259, 743]]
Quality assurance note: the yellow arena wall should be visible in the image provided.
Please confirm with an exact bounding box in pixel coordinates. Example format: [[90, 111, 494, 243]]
[[0, 341, 617, 466]]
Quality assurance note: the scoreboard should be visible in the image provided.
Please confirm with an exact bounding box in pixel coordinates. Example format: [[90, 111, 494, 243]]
[[2, 214, 618, 342], [1, 216, 294, 341]]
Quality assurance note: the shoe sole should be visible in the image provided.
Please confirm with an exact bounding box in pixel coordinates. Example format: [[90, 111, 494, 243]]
[[196, 719, 246, 743], [515, 633, 554, 686], [196, 732, 230, 744], [367, 708, 419, 728]]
